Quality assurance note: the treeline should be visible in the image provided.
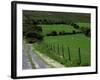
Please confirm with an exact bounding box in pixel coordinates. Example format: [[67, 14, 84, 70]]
[[80, 27, 90, 37], [46, 22, 90, 37], [46, 30, 82, 36], [23, 15, 44, 43], [30, 19, 90, 37], [26, 19, 72, 25], [70, 22, 90, 37]]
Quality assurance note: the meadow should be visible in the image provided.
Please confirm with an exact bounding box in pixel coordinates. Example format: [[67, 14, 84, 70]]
[[33, 24, 91, 67]]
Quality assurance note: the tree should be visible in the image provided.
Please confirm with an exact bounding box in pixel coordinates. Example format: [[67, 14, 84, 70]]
[[51, 31, 57, 36], [23, 14, 44, 43], [85, 28, 90, 37], [73, 30, 76, 34], [80, 27, 90, 37], [73, 24, 79, 29]]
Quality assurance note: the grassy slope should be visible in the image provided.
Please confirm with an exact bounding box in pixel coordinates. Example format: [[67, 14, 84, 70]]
[[33, 24, 91, 67], [41, 24, 76, 35], [44, 34, 90, 66], [76, 23, 90, 28]]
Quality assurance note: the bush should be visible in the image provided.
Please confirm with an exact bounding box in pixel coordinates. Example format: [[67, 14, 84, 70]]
[[36, 26, 42, 32], [70, 22, 74, 26], [70, 22, 79, 29], [25, 31, 44, 43], [72, 30, 76, 34], [85, 28, 90, 37], [46, 33, 51, 36], [46, 31, 57, 36], [25, 31, 36, 38], [80, 27, 90, 37], [73, 24, 79, 29], [51, 31, 57, 36], [59, 32, 63, 35], [59, 31, 66, 35]]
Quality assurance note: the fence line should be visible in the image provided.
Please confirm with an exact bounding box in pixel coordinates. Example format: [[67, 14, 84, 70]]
[[45, 42, 82, 66]]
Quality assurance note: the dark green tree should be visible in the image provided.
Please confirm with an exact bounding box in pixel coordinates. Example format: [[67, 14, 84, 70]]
[[23, 14, 43, 43]]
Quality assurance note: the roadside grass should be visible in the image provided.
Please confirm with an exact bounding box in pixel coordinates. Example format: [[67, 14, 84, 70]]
[[26, 52, 36, 69]]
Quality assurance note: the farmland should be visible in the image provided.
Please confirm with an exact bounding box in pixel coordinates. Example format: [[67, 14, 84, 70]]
[[41, 24, 77, 35], [23, 10, 91, 67], [33, 24, 91, 67]]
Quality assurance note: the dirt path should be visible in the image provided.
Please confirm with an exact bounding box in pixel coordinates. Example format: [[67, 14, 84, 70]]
[[22, 44, 32, 69], [22, 43, 50, 69]]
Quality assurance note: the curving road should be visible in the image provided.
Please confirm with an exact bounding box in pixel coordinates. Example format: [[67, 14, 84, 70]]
[[22, 47, 32, 69], [22, 43, 50, 69]]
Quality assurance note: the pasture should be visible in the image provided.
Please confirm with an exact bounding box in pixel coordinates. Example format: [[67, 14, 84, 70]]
[[41, 24, 78, 35], [76, 22, 90, 28], [33, 24, 91, 67]]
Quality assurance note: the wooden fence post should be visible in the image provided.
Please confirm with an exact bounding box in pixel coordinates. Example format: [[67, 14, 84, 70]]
[[78, 48, 81, 65], [68, 47, 71, 61], [57, 43, 60, 55], [62, 45, 64, 58], [53, 43, 55, 52], [50, 43, 52, 50]]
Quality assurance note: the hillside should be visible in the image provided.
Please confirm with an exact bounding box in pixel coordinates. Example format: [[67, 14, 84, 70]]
[[23, 10, 90, 23]]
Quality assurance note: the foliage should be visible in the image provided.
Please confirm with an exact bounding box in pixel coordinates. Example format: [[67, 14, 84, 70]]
[[23, 14, 44, 43], [80, 27, 91, 37]]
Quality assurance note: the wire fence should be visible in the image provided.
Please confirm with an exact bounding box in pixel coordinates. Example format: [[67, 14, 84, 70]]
[[44, 42, 82, 66]]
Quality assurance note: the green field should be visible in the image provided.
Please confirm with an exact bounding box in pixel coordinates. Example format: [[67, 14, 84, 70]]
[[41, 24, 78, 35], [33, 24, 91, 67], [76, 23, 90, 28], [23, 10, 91, 67]]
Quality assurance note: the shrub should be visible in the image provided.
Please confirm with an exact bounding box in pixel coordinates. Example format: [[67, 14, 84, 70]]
[[80, 27, 90, 37], [25, 31, 44, 43], [85, 28, 90, 37], [59, 31, 66, 35], [72, 30, 76, 34], [73, 24, 79, 29], [51, 31, 57, 36], [59, 32, 63, 35], [46, 31, 57, 36]]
